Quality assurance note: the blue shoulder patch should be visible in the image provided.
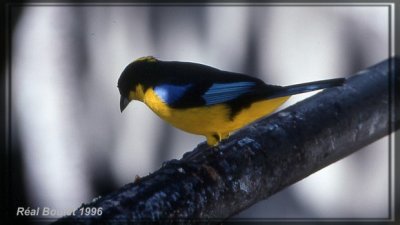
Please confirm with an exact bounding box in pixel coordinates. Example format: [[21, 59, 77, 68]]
[[203, 82, 256, 105], [154, 84, 192, 104]]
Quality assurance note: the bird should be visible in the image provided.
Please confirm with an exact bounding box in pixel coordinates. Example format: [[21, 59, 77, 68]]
[[118, 56, 345, 146]]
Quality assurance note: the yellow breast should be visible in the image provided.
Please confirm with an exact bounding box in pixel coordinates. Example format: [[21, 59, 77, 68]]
[[135, 86, 289, 145]]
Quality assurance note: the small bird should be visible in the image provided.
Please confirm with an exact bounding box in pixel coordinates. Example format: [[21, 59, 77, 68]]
[[118, 56, 344, 146]]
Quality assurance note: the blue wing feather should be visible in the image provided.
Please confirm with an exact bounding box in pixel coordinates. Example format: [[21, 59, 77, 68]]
[[154, 81, 256, 106], [154, 84, 192, 104], [202, 82, 256, 105]]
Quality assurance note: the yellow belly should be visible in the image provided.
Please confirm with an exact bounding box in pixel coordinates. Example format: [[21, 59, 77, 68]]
[[142, 88, 289, 145]]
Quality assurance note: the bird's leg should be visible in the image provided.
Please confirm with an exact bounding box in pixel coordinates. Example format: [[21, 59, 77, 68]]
[[206, 132, 231, 146], [220, 132, 230, 141], [206, 133, 221, 146]]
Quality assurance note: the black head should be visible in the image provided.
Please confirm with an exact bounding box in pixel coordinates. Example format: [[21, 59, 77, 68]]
[[118, 56, 159, 112]]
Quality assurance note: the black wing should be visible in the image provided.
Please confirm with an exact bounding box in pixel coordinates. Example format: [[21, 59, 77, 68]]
[[152, 61, 273, 108]]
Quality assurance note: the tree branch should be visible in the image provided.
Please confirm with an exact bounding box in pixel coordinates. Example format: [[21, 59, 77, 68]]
[[54, 57, 398, 224]]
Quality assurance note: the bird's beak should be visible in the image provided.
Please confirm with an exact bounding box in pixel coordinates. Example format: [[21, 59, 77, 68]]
[[120, 96, 130, 112]]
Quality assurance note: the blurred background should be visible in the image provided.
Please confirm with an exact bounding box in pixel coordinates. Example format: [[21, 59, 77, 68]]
[[8, 4, 391, 221]]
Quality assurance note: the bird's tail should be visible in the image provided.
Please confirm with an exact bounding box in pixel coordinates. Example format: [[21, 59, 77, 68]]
[[269, 78, 345, 98]]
